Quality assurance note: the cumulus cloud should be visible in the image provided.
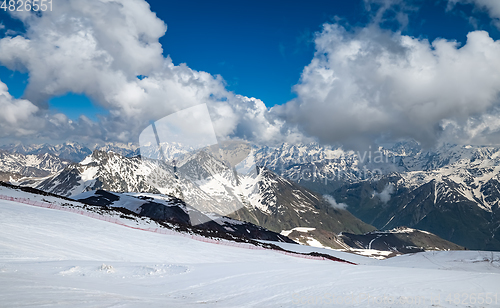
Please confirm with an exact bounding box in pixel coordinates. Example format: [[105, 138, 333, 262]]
[[209, 95, 308, 145], [0, 81, 40, 136], [0, 80, 120, 143], [3, 0, 500, 149], [275, 23, 500, 149], [373, 183, 395, 203], [323, 194, 348, 210], [0, 0, 166, 108], [0, 0, 291, 145]]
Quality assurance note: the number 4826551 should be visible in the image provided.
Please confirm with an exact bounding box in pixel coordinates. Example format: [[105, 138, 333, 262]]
[[1, 0, 53, 12]]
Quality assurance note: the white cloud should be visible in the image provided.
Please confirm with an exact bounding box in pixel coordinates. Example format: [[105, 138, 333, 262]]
[[323, 194, 348, 210], [0, 0, 166, 108], [0, 81, 121, 142], [4, 0, 500, 150], [275, 23, 500, 148], [0, 81, 40, 136], [0, 0, 291, 145], [209, 95, 307, 145], [373, 183, 395, 203]]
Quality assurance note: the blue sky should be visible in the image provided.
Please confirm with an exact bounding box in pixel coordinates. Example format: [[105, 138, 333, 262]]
[[1, 0, 500, 147], [150, 0, 498, 110], [1, 0, 498, 120]]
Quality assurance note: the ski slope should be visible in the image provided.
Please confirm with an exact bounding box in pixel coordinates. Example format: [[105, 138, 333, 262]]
[[1, 199, 500, 307]]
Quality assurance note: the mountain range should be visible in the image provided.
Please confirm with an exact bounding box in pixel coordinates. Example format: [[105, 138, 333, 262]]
[[0, 180, 461, 257], [0, 150, 69, 181], [18, 149, 376, 248], [1, 140, 499, 251], [254, 142, 500, 250], [0, 142, 139, 162]]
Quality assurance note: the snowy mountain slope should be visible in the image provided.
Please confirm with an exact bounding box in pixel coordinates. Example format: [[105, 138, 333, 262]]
[[331, 175, 500, 250], [388, 143, 500, 215], [338, 227, 464, 253], [1, 142, 93, 162], [228, 167, 375, 236], [254, 141, 500, 195], [5, 181, 451, 257], [93, 142, 140, 157], [28, 150, 230, 215], [0, 182, 306, 253], [1, 195, 499, 307], [1, 142, 144, 162], [7, 140, 500, 251], [32, 150, 166, 196], [380, 250, 500, 273], [253, 142, 403, 191], [139, 141, 195, 161], [172, 147, 375, 237], [252, 142, 500, 251], [27, 150, 376, 242], [73, 189, 294, 243], [0, 150, 69, 181], [278, 226, 464, 257], [11, 140, 500, 214], [8, 140, 500, 193]]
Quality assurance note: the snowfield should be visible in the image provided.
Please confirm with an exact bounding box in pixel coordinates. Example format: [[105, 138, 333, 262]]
[[1, 199, 500, 307]]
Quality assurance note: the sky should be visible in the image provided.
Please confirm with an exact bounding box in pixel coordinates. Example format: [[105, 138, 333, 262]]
[[1, 0, 500, 148]]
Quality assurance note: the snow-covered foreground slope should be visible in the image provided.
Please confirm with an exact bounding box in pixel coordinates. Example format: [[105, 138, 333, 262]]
[[1, 200, 499, 307]]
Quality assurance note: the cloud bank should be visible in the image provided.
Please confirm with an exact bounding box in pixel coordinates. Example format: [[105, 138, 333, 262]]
[[2, 0, 500, 149], [0, 80, 40, 137], [0, 0, 294, 145], [274, 23, 500, 148]]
